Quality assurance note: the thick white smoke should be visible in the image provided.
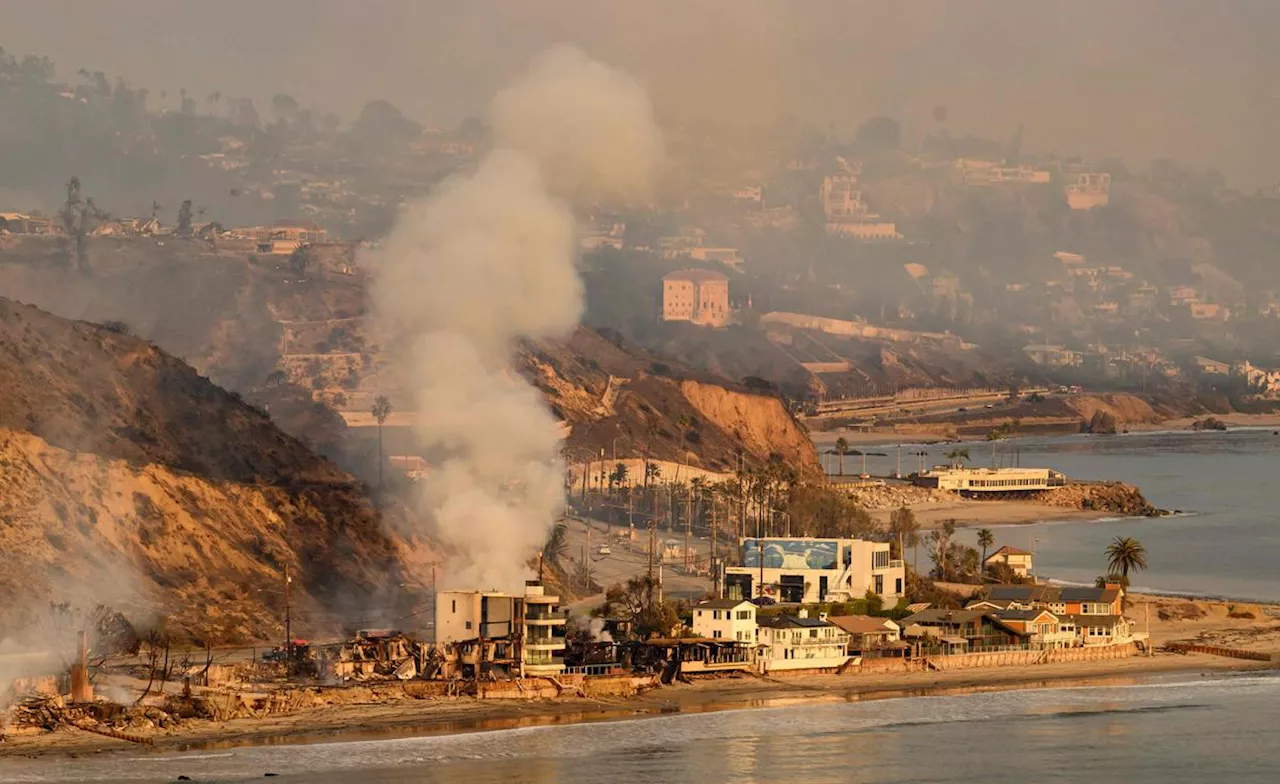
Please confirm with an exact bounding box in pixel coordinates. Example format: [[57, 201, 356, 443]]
[[367, 46, 662, 592]]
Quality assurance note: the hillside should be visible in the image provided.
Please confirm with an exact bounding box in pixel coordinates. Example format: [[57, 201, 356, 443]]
[[0, 241, 822, 481], [0, 297, 421, 643], [523, 328, 821, 477]]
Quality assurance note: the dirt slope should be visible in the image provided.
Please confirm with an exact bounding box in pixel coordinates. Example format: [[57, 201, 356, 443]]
[[0, 297, 418, 642], [522, 328, 821, 477]]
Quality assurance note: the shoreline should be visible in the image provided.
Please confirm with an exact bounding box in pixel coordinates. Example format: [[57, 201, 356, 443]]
[[1, 654, 1271, 761], [810, 412, 1280, 447]]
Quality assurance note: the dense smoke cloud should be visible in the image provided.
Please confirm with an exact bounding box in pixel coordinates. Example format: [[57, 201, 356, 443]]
[[367, 46, 662, 591]]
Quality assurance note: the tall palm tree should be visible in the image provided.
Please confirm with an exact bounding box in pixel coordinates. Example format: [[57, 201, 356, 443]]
[[834, 436, 849, 477], [1105, 536, 1148, 585], [976, 528, 994, 579], [371, 396, 392, 488], [542, 523, 569, 578], [675, 414, 692, 484]]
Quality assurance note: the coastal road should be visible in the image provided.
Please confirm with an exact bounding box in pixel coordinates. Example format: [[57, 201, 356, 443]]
[[558, 514, 718, 610]]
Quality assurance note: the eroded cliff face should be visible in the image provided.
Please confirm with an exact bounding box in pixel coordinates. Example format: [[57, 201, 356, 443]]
[[0, 429, 410, 642], [0, 297, 425, 642], [520, 329, 821, 476], [679, 379, 819, 476], [1064, 394, 1165, 427]]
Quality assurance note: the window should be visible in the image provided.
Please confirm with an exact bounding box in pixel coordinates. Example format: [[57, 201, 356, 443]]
[[712, 630, 722, 639], [713, 610, 722, 620], [874, 575, 884, 594], [465, 621, 472, 630], [872, 550, 890, 569], [451, 600, 456, 613], [809, 629, 818, 638], [736, 610, 751, 620], [895, 577, 903, 595]]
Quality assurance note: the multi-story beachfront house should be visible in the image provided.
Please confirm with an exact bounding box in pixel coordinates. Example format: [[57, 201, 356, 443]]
[[967, 584, 1131, 646], [756, 611, 850, 672]]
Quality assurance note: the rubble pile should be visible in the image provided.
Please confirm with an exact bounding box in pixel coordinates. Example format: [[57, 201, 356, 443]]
[[3, 697, 181, 739], [326, 632, 443, 682], [846, 484, 959, 510]]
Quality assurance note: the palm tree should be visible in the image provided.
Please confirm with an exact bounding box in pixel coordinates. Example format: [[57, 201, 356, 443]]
[[977, 528, 994, 579], [945, 448, 970, 468], [675, 414, 692, 483], [834, 436, 849, 476], [542, 523, 570, 575], [371, 396, 392, 488], [1105, 536, 1148, 586]]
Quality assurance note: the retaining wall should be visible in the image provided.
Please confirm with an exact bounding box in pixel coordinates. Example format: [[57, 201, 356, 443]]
[[1165, 643, 1273, 662], [925, 650, 1044, 671]]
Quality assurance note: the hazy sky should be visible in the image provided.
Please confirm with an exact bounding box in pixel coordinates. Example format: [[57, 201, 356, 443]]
[[6, 0, 1280, 186]]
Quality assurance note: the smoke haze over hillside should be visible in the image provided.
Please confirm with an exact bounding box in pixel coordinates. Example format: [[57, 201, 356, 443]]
[[5, 0, 1279, 187]]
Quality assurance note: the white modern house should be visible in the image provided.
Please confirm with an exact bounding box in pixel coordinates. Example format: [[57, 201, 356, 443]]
[[724, 537, 905, 604]]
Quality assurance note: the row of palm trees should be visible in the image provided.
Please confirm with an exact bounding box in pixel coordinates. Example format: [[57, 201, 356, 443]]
[[573, 454, 802, 544]]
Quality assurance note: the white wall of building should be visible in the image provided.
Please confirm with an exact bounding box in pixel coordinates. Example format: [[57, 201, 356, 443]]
[[758, 622, 850, 671], [692, 602, 757, 643]]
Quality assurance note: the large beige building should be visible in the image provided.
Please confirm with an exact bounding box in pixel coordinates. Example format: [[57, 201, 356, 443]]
[[1066, 172, 1111, 209], [662, 269, 730, 327]]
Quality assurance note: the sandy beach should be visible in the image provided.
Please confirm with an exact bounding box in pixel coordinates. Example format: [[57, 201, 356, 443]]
[[1, 652, 1270, 761], [867, 498, 1104, 529]]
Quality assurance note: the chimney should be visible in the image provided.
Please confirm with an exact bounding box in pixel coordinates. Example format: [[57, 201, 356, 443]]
[[818, 612, 828, 622], [69, 629, 92, 704], [797, 608, 808, 619]]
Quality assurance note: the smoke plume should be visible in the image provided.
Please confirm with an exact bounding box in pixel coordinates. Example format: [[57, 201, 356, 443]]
[[367, 46, 662, 592]]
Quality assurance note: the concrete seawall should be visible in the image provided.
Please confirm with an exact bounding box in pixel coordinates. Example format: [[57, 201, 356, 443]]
[[850, 642, 1139, 675]]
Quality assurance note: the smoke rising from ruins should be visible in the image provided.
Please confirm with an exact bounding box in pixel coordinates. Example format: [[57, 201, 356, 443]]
[[367, 46, 662, 591]]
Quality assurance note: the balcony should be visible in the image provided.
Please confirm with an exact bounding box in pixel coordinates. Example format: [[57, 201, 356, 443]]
[[525, 611, 568, 626], [524, 640, 567, 652]]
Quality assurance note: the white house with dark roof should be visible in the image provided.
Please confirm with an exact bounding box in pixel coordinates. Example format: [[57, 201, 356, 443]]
[[691, 598, 757, 644], [756, 610, 850, 671]]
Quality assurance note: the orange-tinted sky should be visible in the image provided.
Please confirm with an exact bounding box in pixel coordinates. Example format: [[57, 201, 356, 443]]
[[6, 0, 1278, 186]]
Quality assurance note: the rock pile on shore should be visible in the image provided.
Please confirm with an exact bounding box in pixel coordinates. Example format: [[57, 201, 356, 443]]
[[845, 484, 961, 510], [1041, 482, 1159, 516]]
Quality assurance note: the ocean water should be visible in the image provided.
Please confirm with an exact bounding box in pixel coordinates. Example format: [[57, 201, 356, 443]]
[[956, 429, 1280, 600], [4, 672, 1278, 783], [840, 429, 1280, 600]]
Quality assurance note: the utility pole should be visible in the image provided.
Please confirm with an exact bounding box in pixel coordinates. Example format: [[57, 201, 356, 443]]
[[756, 496, 764, 600], [896, 444, 902, 478], [584, 523, 591, 590], [647, 514, 655, 583], [710, 491, 719, 598], [684, 484, 692, 572], [283, 565, 293, 680]]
